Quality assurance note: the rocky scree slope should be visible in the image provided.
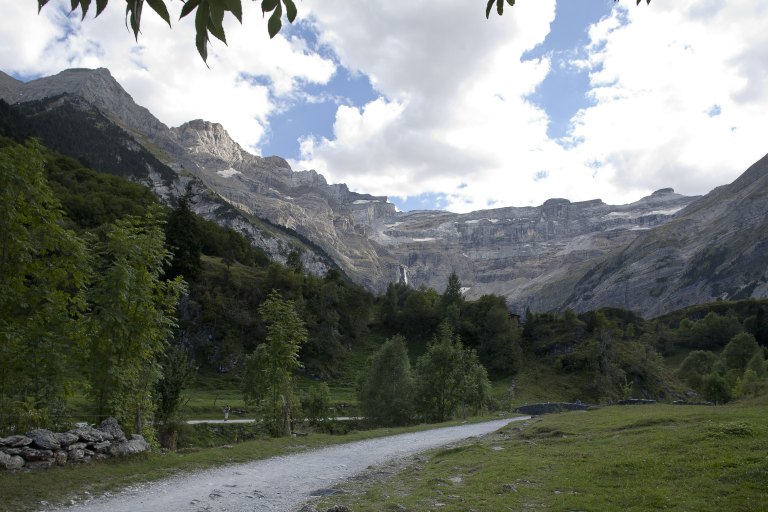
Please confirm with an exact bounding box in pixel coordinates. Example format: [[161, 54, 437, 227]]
[[565, 151, 768, 317], [0, 68, 334, 274]]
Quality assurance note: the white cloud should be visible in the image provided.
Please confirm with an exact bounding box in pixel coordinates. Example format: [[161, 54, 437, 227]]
[[2, 1, 767, 213], [295, 0, 768, 212], [569, 0, 768, 198]]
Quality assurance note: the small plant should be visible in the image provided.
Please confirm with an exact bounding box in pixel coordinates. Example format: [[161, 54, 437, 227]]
[[706, 421, 754, 438]]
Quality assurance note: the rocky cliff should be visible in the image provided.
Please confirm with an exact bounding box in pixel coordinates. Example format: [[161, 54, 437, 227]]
[[565, 152, 768, 317], [4, 67, 765, 317]]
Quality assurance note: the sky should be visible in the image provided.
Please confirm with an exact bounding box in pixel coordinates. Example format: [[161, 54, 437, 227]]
[[1, 0, 767, 213]]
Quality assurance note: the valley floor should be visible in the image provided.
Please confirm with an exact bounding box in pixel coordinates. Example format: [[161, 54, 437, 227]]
[[38, 418, 522, 512], [314, 397, 768, 512]]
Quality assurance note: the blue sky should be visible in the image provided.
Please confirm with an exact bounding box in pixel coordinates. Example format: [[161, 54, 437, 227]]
[[1, 0, 767, 213]]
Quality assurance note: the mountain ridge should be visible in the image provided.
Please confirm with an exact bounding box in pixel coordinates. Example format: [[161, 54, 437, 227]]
[[2, 67, 765, 317]]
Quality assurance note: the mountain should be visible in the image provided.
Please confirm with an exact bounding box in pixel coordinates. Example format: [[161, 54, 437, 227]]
[[0, 71, 22, 101], [2, 67, 765, 317], [565, 152, 768, 317]]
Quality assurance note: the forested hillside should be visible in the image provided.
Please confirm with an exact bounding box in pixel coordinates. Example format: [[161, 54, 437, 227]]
[[2, 116, 767, 447]]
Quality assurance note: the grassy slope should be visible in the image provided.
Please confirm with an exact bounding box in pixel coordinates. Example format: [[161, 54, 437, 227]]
[[316, 396, 768, 512]]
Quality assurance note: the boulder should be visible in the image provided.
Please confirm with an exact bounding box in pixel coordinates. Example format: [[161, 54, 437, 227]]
[[0, 435, 33, 448], [56, 432, 80, 447], [325, 507, 352, 512], [92, 441, 112, 454], [27, 429, 61, 450], [99, 417, 126, 442], [54, 450, 68, 466], [111, 435, 150, 457], [69, 426, 105, 443], [20, 447, 53, 461], [6, 455, 24, 470], [67, 447, 85, 463], [0, 451, 8, 464]]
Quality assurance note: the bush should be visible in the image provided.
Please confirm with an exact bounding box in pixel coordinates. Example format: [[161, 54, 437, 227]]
[[701, 373, 732, 403]]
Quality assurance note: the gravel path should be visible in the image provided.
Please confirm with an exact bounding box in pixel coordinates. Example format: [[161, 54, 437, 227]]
[[49, 416, 527, 512]]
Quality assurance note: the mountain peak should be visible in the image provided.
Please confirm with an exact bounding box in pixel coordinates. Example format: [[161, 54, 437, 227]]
[[0, 70, 23, 103], [9, 67, 169, 139], [171, 119, 244, 164]]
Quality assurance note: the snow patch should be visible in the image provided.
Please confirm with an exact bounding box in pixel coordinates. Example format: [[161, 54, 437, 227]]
[[353, 199, 379, 205], [464, 218, 500, 224], [646, 206, 686, 216], [217, 168, 241, 178], [412, 237, 436, 242]]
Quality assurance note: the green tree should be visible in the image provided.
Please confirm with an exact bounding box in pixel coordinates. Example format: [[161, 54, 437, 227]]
[[0, 141, 91, 433], [414, 322, 491, 422], [242, 290, 307, 436], [461, 294, 522, 374], [701, 372, 732, 403], [721, 333, 760, 372], [358, 335, 415, 427], [677, 312, 743, 350], [155, 343, 194, 449], [165, 187, 202, 280], [300, 382, 332, 427], [87, 208, 186, 438], [677, 350, 718, 391], [746, 350, 766, 379], [442, 272, 464, 331]]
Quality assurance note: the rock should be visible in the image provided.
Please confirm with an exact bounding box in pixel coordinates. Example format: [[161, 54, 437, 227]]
[[99, 417, 127, 442], [616, 399, 657, 405], [325, 507, 352, 512], [501, 483, 518, 493], [297, 506, 319, 512], [27, 429, 61, 450], [54, 450, 68, 466], [56, 432, 79, 447], [68, 442, 88, 451], [20, 447, 53, 461], [111, 435, 150, 457], [92, 441, 112, 454], [514, 402, 592, 415], [6, 455, 25, 470], [0, 451, 21, 470], [69, 426, 105, 443], [0, 435, 33, 448], [68, 448, 85, 463]]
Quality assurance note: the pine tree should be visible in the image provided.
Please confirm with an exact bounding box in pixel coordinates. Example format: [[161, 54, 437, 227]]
[[359, 335, 415, 426]]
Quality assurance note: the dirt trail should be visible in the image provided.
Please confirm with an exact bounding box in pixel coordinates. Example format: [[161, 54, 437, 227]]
[[46, 417, 527, 512]]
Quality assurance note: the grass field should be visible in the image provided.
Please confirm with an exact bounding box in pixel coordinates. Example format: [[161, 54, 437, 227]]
[[314, 396, 768, 512]]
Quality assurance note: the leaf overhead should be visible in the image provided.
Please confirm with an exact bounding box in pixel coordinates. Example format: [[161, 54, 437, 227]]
[[34, 0, 651, 63], [180, 0, 201, 19], [487, 0, 648, 19], [267, 3, 282, 39], [146, 0, 171, 27], [283, 0, 297, 23]]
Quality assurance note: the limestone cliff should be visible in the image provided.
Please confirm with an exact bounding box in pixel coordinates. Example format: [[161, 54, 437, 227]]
[[5, 67, 765, 318]]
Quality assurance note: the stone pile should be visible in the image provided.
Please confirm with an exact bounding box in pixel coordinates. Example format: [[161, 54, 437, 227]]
[[0, 417, 149, 471], [514, 402, 593, 415]]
